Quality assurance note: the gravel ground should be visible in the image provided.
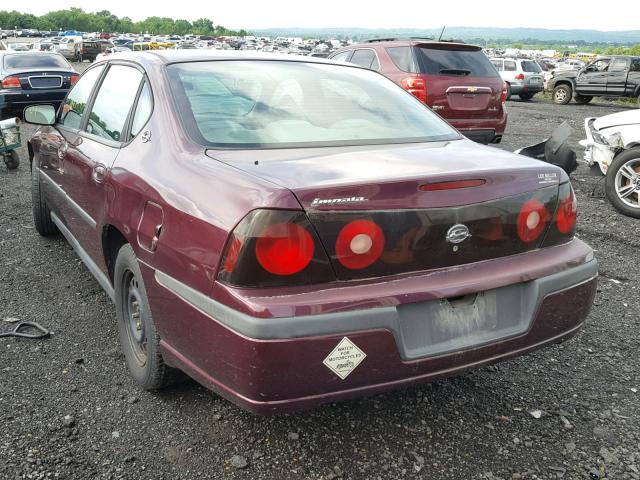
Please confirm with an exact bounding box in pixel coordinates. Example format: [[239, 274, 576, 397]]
[[1, 77, 639, 480]]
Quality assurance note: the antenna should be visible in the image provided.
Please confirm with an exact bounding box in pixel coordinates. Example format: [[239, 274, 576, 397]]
[[438, 25, 446, 41]]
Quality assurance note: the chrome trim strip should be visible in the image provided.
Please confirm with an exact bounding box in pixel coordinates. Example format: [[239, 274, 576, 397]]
[[27, 75, 63, 89], [50, 212, 114, 301], [39, 168, 96, 229]]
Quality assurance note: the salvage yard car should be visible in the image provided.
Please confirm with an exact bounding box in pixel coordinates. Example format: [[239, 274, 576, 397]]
[[490, 57, 544, 101], [329, 39, 508, 144], [0, 51, 77, 119], [579, 109, 640, 218], [25, 51, 597, 413], [548, 55, 640, 105]]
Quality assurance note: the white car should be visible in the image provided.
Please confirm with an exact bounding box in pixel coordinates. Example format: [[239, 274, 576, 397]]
[[580, 110, 640, 218]]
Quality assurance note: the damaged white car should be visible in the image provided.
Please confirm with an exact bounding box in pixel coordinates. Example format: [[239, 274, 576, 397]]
[[580, 110, 640, 218]]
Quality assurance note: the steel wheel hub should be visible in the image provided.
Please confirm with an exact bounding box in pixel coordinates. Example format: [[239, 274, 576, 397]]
[[123, 271, 147, 364]]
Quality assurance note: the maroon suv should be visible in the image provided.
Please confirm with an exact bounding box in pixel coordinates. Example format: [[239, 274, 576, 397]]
[[329, 39, 507, 144]]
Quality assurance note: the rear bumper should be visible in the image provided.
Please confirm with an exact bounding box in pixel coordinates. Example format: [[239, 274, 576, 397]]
[[511, 83, 544, 94], [450, 110, 508, 144], [146, 240, 597, 414], [0, 89, 67, 116]]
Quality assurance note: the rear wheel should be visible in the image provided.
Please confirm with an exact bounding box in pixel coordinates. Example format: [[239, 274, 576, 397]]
[[519, 92, 534, 101], [552, 84, 572, 105], [114, 244, 183, 390], [605, 148, 640, 218], [31, 164, 59, 236], [575, 94, 593, 105], [4, 150, 19, 169]]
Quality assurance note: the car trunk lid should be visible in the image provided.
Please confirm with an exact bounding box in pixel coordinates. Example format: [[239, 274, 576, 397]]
[[208, 140, 565, 280]]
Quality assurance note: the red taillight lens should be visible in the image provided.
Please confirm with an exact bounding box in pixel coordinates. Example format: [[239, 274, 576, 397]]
[[517, 199, 548, 243], [556, 188, 577, 234], [218, 209, 334, 287], [1, 76, 21, 89], [335, 220, 385, 270], [401, 77, 427, 103], [70, 74, 79, 86], [515, 73, 525, 81], [500, 81, 508, 103], [255, 223, 314, 275]]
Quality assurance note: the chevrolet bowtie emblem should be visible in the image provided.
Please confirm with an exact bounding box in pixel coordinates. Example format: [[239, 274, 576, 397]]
[[467, 87, 478, 93]]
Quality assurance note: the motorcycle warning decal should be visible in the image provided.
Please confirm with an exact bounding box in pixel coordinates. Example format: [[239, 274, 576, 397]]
[[323, 337, 366, 380]]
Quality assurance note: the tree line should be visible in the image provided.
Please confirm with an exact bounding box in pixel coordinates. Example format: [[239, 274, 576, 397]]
[[0, 8, 249, 36]]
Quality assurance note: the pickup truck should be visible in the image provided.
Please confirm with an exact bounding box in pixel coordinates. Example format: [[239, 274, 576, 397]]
[[548, 55, 640, 105]]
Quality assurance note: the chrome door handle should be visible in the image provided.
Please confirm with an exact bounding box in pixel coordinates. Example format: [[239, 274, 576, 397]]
[[92, 164, 107, 183]]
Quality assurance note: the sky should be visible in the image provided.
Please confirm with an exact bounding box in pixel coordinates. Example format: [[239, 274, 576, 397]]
[[20, 0, 640, 31]]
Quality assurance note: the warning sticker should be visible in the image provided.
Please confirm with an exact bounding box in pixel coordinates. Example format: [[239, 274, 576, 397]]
[[323, 337, 366, 380]]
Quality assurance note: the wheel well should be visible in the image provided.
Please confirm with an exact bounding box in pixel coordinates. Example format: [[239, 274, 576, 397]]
[[102, 225, 128, 284], [554, 80, 573, 90]]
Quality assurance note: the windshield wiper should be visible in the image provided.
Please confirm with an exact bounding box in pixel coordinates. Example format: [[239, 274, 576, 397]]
[[439, 68, 471, 76]]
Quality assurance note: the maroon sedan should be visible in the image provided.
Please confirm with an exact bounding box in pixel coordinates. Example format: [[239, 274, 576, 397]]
[[24, 51, 597, 414]]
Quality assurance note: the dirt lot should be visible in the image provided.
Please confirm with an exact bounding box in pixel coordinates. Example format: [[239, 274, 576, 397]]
[[1, 81, 639, 479]]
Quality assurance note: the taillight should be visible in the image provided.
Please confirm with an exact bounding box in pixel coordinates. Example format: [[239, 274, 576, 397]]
[[70, 74, 79, 86], [541, 182, 577, 247], [556, 187, 577, 234], [401, 77, 427, 103], [218, 209, 334, 287], [255, 223, 314, 275], [1, 76, 21, 89], [517, 199, 548, 243], [335, 220, 385, 269], [515, 73, 525, 81], [500, 81, 508, 103]]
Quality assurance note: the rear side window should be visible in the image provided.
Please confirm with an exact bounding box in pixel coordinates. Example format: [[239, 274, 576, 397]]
[[386, 46, 416, 72], [349, 49, 378, 70], [331, 51, 351, 62], [415, 47, 498, 77], [59, 65, 105, 130], [521, 60, 541, 73], [4, 54, 70, 69], [609, 58, 628, 72], [631, 59, 640, 72], [490, 59, 503, 71], [85, 65, 143, 142], [504, 60, 517, 71], [131, 81, 153, 138]]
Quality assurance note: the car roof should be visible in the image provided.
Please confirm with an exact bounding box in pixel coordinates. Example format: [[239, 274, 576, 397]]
[[99, 49, 354, 68], [343, 39, 480, 50]]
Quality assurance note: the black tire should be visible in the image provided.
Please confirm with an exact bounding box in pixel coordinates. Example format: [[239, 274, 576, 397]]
[[575, 95, 593, 105], [505, 83, 512, 101], [31, 165, 59, 236], [114, 244, 183, 390], [519, 92, 534, 101], [4, 150, 19, 169], [552, 84, 572, 105], [605, 148, 640, 219]]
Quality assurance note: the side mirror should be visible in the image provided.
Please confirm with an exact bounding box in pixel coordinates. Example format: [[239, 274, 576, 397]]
[[24, 104, 56, 125]]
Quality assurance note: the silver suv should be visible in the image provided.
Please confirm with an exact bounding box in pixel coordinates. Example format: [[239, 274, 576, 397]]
[[490, 58, 544, 100]]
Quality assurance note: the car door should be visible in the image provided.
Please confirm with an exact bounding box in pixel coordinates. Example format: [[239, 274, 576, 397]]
[[606, 58, 630, 95], [38, 65, 105, 222], [628, 58, 640, 96], [576, 58, 610, 95], [58, 62, 145, 264]]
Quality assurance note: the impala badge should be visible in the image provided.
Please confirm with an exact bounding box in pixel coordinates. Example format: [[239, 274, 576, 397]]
[[446, 224, 471, 244]]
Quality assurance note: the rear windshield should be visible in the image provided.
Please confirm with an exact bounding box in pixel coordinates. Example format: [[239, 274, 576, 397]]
[[521, 60, 542, 73], [4, 54, 70, 69], [415, 46, 498, 77], [167, 60, 460, 149]]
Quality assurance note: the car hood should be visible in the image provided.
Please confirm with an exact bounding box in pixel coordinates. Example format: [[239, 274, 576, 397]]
[[207, 139, 565, 210], [553, 70, 577, 79], [593, 109, 640, 131]]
